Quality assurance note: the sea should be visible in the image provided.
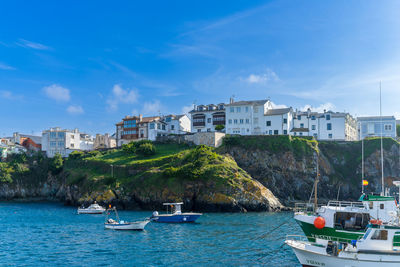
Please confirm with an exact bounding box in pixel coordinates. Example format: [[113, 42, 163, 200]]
[[0, 202, 303, 266]]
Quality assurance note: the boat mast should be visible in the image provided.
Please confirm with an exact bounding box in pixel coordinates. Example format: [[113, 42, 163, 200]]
[[361, 122, 365, 194], [380, 82, 385, 196], [314, 154, 319, 212]]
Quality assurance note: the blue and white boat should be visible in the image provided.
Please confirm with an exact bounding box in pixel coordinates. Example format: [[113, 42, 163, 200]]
[[151, 202, 202, 223]]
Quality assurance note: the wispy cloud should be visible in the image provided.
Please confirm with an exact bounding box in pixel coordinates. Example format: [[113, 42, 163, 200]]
[[301, 103, 336, 113], [16, 39, 51, 50], [109, 61, 137, 78], [181, 104, 194, 114], [67, 105, 84, 115], [107, 84, 139, 111], [143, 100, 162, 115], [271, 102, 288, 109], [42, 84, 70, 102], [242, 69, 280, 84], [0, 62, 16, 70], [0, 90, 23, 100]]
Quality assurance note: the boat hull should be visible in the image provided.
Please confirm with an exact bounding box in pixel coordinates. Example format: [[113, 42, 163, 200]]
[[294, 216, 364, 243], [104, 220, 149, 230], [286, 239, 400, 267], [77, 209, 105, 214], [152, 213, 202, 223]]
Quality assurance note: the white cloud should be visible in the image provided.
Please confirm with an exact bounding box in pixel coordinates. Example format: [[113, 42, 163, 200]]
[[0, 90, 23, 100], [42, 84, 70, 102], [67, 105, 84, 115], [0, 62, 15, 70], [301, 103, 336, 113], [143, 100, 162, 115], [17, 39, 50, 50], [271, 102, 288, 109], [106, 84, 139, 111], [242, 69, 279, 84], [182, 104, 194, 114]]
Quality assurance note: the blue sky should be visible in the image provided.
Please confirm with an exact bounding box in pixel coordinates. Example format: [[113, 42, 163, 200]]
[[1, 0, 399, 136]]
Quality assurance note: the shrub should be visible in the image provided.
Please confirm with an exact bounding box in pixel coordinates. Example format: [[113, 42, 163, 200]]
[[87, 150, 102, 158], [136, 143, 156, 156], [122, 143, 136, 154], [215, 124, 225, 131], [0, 162, 14, 183], [69, 151, 85, 160], [50, 153, 64, 175]]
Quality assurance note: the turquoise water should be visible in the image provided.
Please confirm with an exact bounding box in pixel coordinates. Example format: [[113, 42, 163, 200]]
[[0, 202, 302, 266]]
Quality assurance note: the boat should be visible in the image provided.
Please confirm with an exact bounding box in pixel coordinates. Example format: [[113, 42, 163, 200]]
[[77, 202, 106, 214], [151, 202, 202, 223], [104, 207, 149, 230], [286, 220, 400, 267]]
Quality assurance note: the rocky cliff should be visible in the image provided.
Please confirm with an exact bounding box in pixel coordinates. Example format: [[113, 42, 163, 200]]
[[219, 136, 400, 205]]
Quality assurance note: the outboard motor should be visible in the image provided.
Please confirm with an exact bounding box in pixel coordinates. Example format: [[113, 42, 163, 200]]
[[151, 211, 159, 219]]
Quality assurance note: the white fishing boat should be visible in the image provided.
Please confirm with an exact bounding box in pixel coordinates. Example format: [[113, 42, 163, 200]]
[[286, 220, 400, 267], [104, 207, 149, 230], [77, 202, 106, 214]]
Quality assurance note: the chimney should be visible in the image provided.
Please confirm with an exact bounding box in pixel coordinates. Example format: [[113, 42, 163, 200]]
[[139, 114, 143, 122], [307, 108, 311, 117], [230, 97, 234, 104]]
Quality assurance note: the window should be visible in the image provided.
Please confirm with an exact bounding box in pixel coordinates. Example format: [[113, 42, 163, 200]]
[[219, 105, 224, 110], [228, 119, 232, 124], [312, 125, 316, 130], [254, 107, 259, 113], [371, 230, 388, 240], [245, 106, 249, 112], [300, 132, 303, 136], [58, 141, 63, 147], [254, 118, 258, 124], [297, 115, 301, 120], [162, 124, 166, 130], [327, 123, 332, 130], [266, 121, 271, 126], [240, 119, 244, 124], [245, 119, 250, 124], [171, 125, 175, 130], [58, 132, 65, 138], [50, 141, 56, 147], [165, 117, 171, 122], [311, 116, 316, 120], [328, 134, 333, 139], [157, 124, 161, 130], [71, 143, 74, 148], [236, 107, 241, 112], [71, 135, 74, 139], [234, 119, 238, 124], [294, 132, 297, 136], [300, 123, 304, 128], [230, 107, 234, 113], [150, 123, 155, 129], [207, 128, 211, 132], [384, 124, 392, 131], [274, 130, 278, 135], [283, 130, 287, 135], [380, 204, 384, 210], [207, 118, 211, 123], [247, 129, 249, 132], [197, 129, 201, 132], [326, 114, 331, 120], [283, 118, 287, 124], [50, 132, 56, 138], [369, 202, 373, 209]]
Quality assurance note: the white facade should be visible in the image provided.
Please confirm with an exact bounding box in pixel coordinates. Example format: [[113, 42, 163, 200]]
[[292, 109, 357, 141], [42, 127, 94, 157], [358, 116, 397, 140], [190, 103, 225, 133], [164, 114, 191, 134]]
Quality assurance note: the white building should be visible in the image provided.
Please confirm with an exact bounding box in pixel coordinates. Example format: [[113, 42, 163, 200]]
[[225, 99, 293, 135], [42, 127, 94, 157], [292, 109, 357, 141], [94, 133, 116, 149], [164, 114, 191, 134], [357, 116, 397, 140], [189, 103, 225, 133]]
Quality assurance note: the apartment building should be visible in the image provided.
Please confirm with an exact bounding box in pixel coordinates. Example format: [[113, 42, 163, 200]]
[[357, 116, 397, 140], [164, 114, 191, 134], [94, 133, 116, 149], [292, 109, 357, 141], [42, 127, 94, 157], [189, 103, 225, 133]]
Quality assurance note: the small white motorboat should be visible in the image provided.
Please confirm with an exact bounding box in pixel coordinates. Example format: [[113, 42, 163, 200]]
[[104, 207, 150, 231], [77, 202, 106, 214], [151, 202, 202, 223], [286, 220, 400, 266]]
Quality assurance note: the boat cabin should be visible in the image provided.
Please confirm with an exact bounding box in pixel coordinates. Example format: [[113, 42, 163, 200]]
[[359, 194, 398, 223], [163, 202, 183, 215], [357, 224, 400, 252]]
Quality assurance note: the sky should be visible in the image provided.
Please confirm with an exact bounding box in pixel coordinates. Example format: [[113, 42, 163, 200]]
[[1, 0, 399, 136]]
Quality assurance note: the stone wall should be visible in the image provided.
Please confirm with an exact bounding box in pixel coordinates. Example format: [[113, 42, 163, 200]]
[[157, 132, 226, 147]]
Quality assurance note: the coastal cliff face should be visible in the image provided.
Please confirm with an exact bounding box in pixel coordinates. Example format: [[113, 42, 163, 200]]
[[219, 136, 400, 205], [0, 145, 283, 212]]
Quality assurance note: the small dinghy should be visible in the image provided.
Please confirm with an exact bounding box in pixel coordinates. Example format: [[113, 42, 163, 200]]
[[151, 202, 202, 223], [77, 202, 106, 214], [104, 207, 149, 231]]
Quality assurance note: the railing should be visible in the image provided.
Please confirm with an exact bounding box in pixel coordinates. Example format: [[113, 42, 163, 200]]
[[286, 234, 355, 244], [294, 202, 324, 213], [326, 201, 365, 209]]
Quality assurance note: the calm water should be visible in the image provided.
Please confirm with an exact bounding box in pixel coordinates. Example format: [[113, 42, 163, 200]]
[[0, 202, 303, 266]]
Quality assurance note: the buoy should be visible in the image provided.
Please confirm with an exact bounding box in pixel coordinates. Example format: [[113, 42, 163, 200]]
[[314, 216, 325, 229]]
